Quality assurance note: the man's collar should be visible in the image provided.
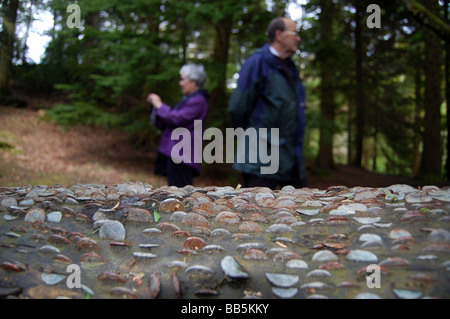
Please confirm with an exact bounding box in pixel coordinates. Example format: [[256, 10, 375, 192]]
[[269, 45, 281, 58]]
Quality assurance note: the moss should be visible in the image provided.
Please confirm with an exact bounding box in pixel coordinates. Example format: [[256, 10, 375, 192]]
[[0, 141, 14, 151]]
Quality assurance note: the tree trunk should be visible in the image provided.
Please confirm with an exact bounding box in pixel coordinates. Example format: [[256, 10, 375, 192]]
[[209, 16, 232, 116], [83, 12, 101, 51], [353, 0, 365, 167], [347, 101, 354, 165], [315, 0, 336, 169], [418, 0, 443, 183], [19, 0, 35, 65], [412, 62, 423, 177], [372, 134, 378, 172], [444, 0, 450, 182], [0, 0, 20, 95]]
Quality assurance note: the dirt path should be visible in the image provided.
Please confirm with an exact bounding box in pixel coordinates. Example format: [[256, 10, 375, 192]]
[[0, 106, 162, 187], [0, 106, 422, 189]]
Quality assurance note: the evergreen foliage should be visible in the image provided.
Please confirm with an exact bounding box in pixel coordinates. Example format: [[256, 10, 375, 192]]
[[1, 0, 448, 183]]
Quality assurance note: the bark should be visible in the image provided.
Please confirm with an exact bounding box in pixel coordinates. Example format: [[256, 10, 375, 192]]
[[353, 0, 365, 167], [19, 0, 35, 65], [444, 0, 450, 182], [412, 63, 423, 177], [315, 0, 336, 169], [0, 0, 20, 95], [209, 16, 232, 115], [418, 0, 443, 182]]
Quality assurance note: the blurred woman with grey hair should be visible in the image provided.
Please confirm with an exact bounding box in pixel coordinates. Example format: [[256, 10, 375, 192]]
[[147, 64, 209, 187]]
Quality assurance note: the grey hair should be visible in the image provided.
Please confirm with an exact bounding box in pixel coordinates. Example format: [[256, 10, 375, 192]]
[[180, 64, 207, 89]]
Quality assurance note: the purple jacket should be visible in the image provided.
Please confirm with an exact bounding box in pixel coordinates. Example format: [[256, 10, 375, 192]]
[[151, 90, 209, 173]]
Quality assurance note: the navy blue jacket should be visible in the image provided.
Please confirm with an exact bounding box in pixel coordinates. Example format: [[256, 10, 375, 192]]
[[228, 43, 306, 181]]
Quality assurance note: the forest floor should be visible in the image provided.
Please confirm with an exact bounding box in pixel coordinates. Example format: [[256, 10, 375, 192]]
[[0, 103, 425, 190]]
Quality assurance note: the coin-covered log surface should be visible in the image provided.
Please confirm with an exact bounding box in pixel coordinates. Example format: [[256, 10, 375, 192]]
[[0, 183, 449, 299]]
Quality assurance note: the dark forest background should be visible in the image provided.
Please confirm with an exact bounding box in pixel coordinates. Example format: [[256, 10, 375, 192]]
[[1, 0, 449, 185]]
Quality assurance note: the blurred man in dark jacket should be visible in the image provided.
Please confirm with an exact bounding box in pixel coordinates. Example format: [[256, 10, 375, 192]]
[[228, 17, 308, 189]]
